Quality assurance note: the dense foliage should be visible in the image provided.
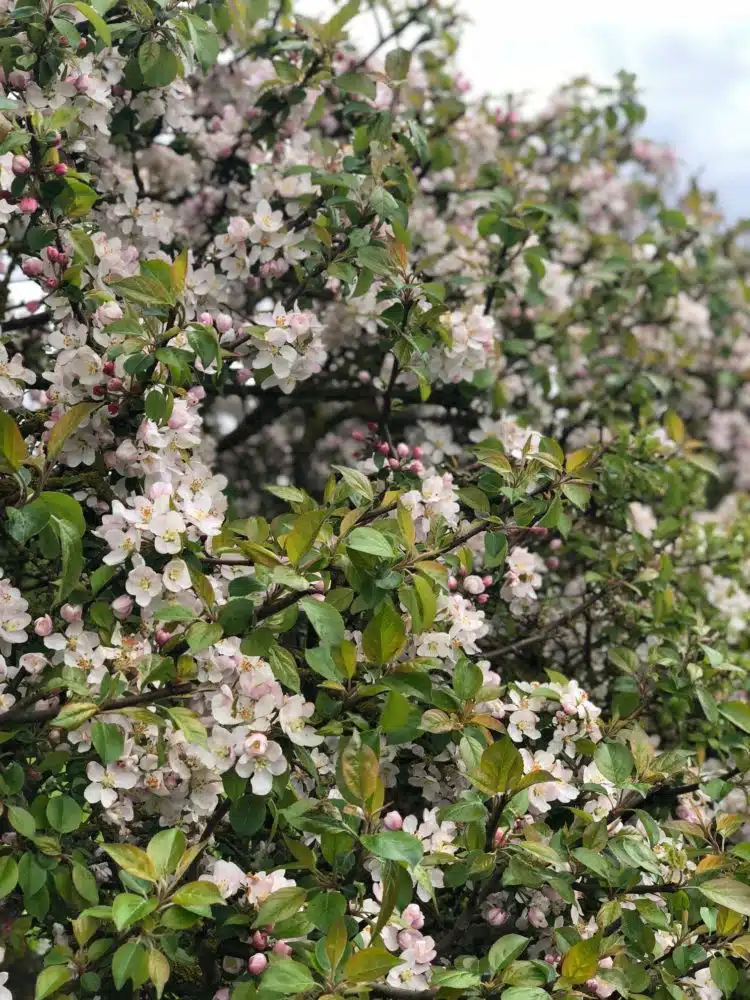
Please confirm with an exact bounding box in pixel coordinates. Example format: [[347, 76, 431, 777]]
[[2, 3, 750, 1000]]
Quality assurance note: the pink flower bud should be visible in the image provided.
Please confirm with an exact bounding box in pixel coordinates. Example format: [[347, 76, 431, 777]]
[[155, 629, 171, 646], [19, 197, 38, 214], [458, 566, 467, 578], [102, 362, 115, 376], [357, 370, 372, 383], [107, 378, 123, 393], [60, 604, 82, 623], [448, 576, 458, 590], [376, 442, 390, 455], [383, 811, 403, 831], [91, 384, 105, 398], [251, 930, 268, 950], [546, 557, 560, 570], [53, 163, 69, 176], [396, 443, 410, 458], [272, 940, 292, 957], [367, 421, 378, 431], [47, 247, 60, 263], [525, 307, 536, 320], [476, 593, 489, 605], [487, 906, 507, 926], [12, 155, 30, 176], [215, 312, 233, 333], [482, 575, 493, 587], [187, 385, 206, 404], [411, 446, 423, 459], [27, 300, 41, 313], [111, 595, 134, 619], [248, 954, 267, 975], [463, 575, 485, 595], [236, 368, 252, 384], [528, 905, 547, 928], [549, 538, 563, 551], [44, 276, 59, 290], [22, 257, 44, 277], [403, 903, 424, 929], [213, 989, 230, 1000], [311, 580, 325, 593], [107, 403, 120, 417], [199, 311, 213, 325], [408, 460, 424, 474], [34, 615, 53, 636], [388, 457, 400, 469], [352, 431, 364, 441], [493, 828, 506, 847]]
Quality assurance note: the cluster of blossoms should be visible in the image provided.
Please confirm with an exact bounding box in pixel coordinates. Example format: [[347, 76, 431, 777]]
[[1, 3, 750, 1000]]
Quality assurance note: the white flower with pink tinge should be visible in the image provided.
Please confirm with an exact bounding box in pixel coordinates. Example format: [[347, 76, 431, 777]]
[[201, 860, 247, 899], [234, 732, 287, 794], [84, 760, 137, 808], [279, 694, 322, 746]]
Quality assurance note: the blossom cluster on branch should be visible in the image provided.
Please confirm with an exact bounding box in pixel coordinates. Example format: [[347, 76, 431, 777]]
[[1, 2, 750, 1000]]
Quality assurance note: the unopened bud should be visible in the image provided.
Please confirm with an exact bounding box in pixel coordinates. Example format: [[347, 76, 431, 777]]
[[383, 811, 403, 831], [247, 954, 267, 975], [34, 615, 53, 636], [60, 603, 82, 623]]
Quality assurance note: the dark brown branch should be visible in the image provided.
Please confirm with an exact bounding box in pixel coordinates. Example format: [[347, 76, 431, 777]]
[[0, 682, 198, 728]]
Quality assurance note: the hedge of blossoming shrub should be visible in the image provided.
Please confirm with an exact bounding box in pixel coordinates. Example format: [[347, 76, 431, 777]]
[[3, 2, 750, 1000]]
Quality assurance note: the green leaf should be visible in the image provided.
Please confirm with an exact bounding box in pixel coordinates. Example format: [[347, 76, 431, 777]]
[[72, 863, 98, 904], [54, 701, 98, 729], [137, 40, 181, 87], [185, 13, 220, 70], [488, 935, 530, 973], [562, 935, 601, 984], [718, 701, 750, 735], [112, 893, 158, 931], [267, 643, 301, 692], [7, 502, 50, 543], [259, 957, 315, 995], [286, 511, 327, 566], [501, 989, 551, 1000], [307, 891, 346, 931], [166, 706, 208, 748], [561, 483, 591, 510], [385, 46, 411, 81], [153, 603, 196, 622], [46, 794, 83, 833], [35, 965, 73, 1000], [361, 831, 423, 868], [369, 186, 401, 221], [229, 795, 266, 836], [147, 829, 186, 877], [101, 844, 156, 882], [431, 969, 482, 988], [71, 1, 111, 44], [299, 597, 345, 646], [346, 526, 396, 559], [332, 465, 374, 501], [335, 71, 376, 99], [170, 880, 223, 913], [356, 245, 393, 274], [111, 274, 176, 307], [710, 957, 739, 996], [253, 886, 307, 927], [38, 492, 86, 535], [0, 856, 19, 898], [91, 721, 124, 766], [185, 621, 224, 653], [218, 598, 255, 636], [8, 805, 36, 839], [471, 735, 523, 795], [362, 598, 406, 665], [594, 743, 634, 786], [0, 411, 25, 469], [112, 941, 149, 992], [47, 402, 98, 462], [148, 950, 171, 1000], [51, 515, 83, 600], [344, 946, 402, 984], [700, 878, 750, 917]]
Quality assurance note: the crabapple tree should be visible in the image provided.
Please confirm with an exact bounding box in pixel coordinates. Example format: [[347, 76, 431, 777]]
[[1, 3, 750, 1000]]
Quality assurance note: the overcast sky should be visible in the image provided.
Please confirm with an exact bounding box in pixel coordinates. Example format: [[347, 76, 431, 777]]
[[300, 0, 750, 220]]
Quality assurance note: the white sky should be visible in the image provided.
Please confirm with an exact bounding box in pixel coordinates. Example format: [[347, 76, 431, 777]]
[[299, 0, 750, 218]]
